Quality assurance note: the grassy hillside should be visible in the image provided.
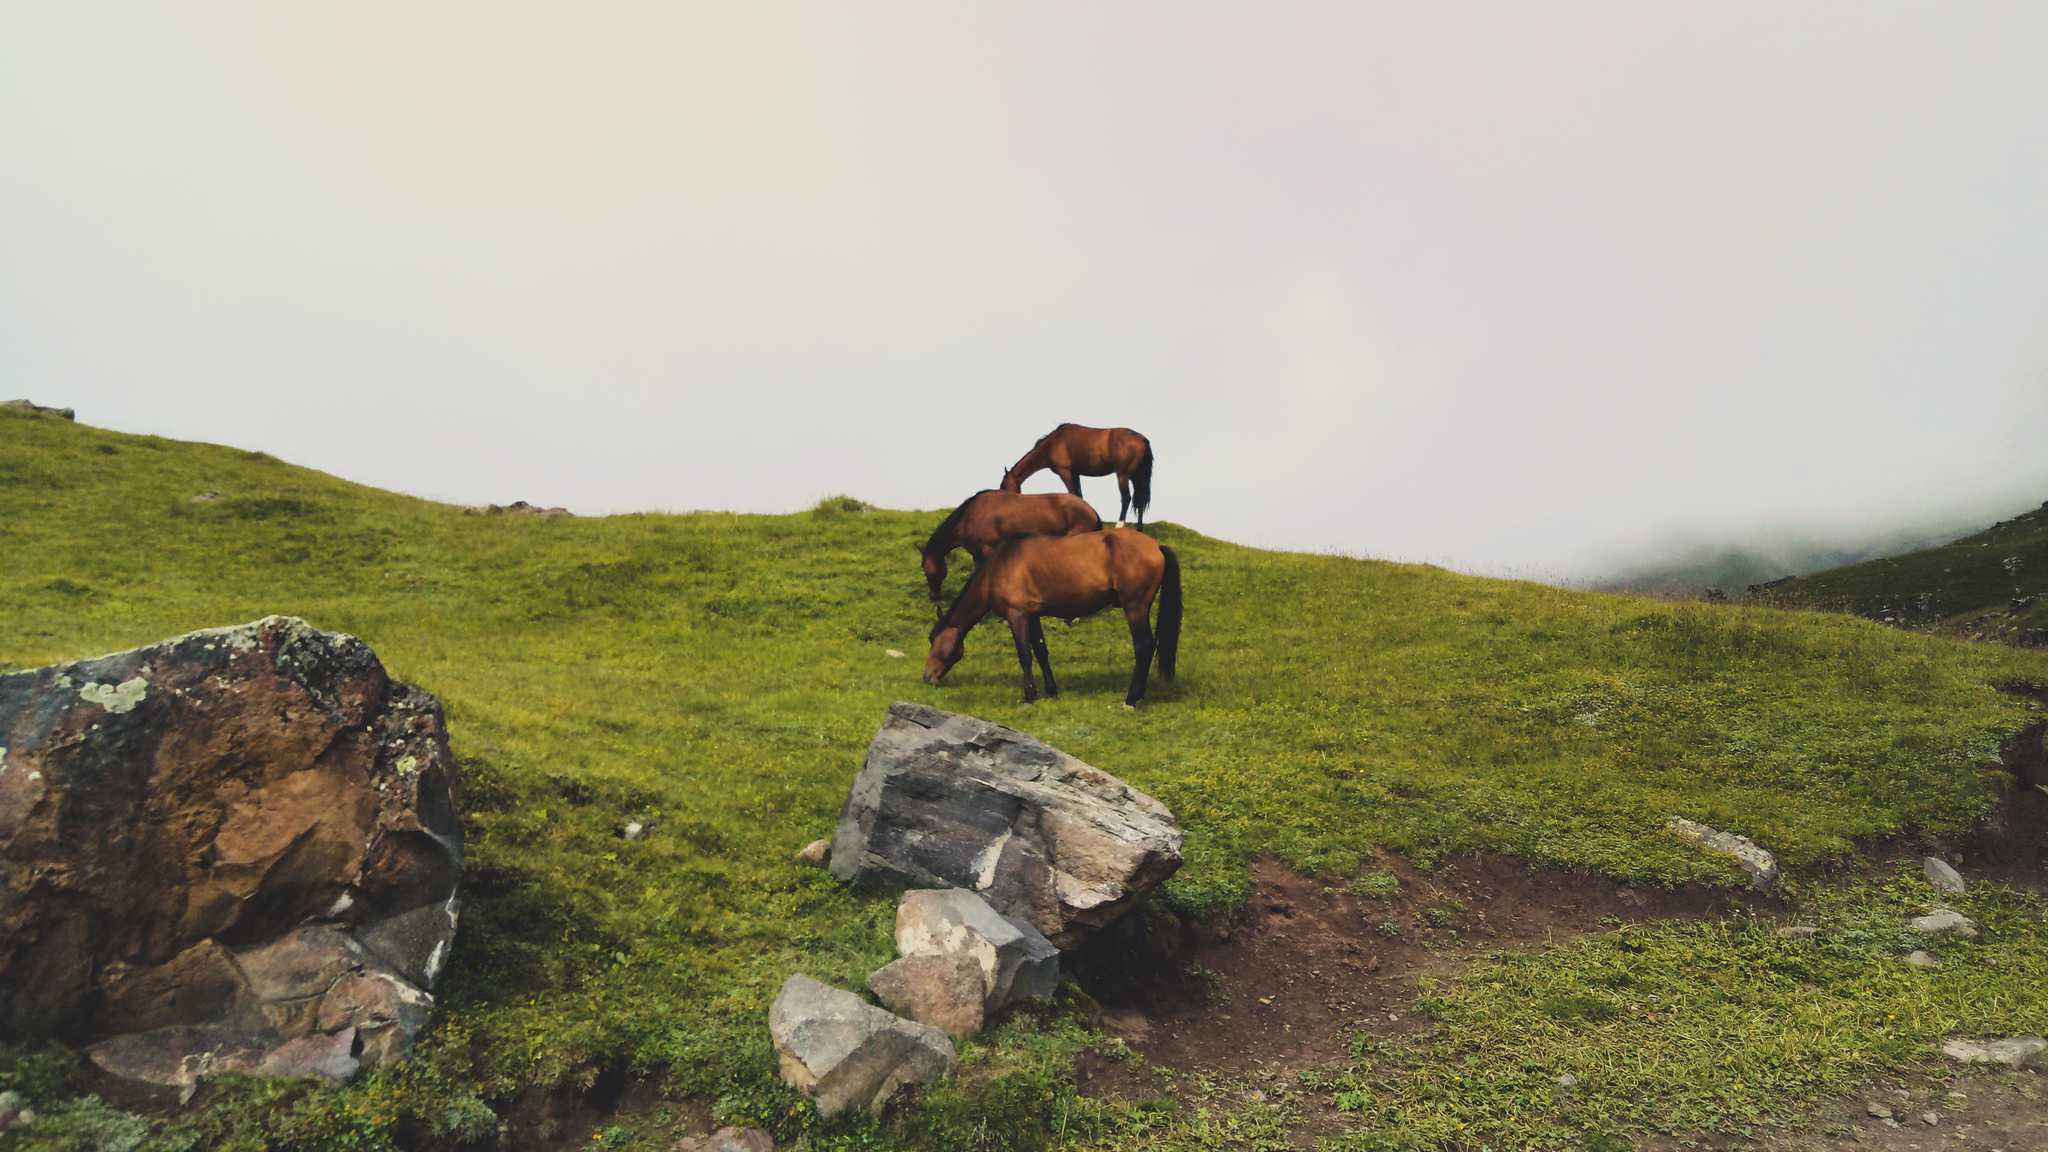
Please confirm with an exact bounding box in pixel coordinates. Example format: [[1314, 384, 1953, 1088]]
[[1751, 500, 2048, 645], [5, 406, 2048, 1150]]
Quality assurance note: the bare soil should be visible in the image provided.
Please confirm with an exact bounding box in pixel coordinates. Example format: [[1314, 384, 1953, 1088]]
[[1075, 814, 2048, 1151]]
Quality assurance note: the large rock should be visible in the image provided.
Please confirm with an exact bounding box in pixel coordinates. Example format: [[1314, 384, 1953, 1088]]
[[769, 975, 956, 1116], [0, 617, 461, 1088], [1941, 1035, 2047, 1068], [830, 704, 1181, 948]]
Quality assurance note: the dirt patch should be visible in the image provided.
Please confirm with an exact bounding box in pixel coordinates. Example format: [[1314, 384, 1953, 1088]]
[[1074, 850, 2048, 1150], [1074, 850, 1771, 1143]]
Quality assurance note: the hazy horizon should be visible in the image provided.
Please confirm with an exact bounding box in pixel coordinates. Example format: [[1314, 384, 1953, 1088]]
[[6, 5, 2046, 580]]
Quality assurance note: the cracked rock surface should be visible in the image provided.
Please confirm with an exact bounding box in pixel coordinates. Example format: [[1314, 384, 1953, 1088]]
[[830, 703, 1181, 947], [0, 617, 461, 1089]]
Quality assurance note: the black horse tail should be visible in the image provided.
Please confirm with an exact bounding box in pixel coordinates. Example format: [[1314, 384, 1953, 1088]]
[[1156, 545, 1181, 679], [1132, 439, 1154, 520]]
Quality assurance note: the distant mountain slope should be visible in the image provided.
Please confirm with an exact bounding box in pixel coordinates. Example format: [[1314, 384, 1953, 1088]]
[[1749, 499, 2048, 645], [1591, 525, 1973, 600]]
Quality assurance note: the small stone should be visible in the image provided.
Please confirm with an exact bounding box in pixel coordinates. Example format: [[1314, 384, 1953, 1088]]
[[867, 954, 988, 1040], [623, 822, 644, 841], [1776, 925, 1820, 938], [1880, 1117, 1899, 1129], [1891, 1088, 1912, 1101], [1921, 1112, 1939, 1126], [1867, 1102, 1893, 1119], [1924, 858, 1966, 895], [1668, 818, 1779, 888], [13, 1108, 34, 1128], [189, 491, 225, 503], [885, 650, 906, 659], [794, 839, 831, 867], [1556, 1073, 1577, 1088], [1910, 911, 1978, 938], [1904, 950, 1941, 968]]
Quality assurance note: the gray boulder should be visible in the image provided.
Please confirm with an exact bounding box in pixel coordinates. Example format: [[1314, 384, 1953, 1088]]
[[1923, 857, 1966, 895], [830, 703, 1182, 947], [1668, 818, 1779, 888], [769, 976, 956, 1116], [894, 889, 1059, 1011]]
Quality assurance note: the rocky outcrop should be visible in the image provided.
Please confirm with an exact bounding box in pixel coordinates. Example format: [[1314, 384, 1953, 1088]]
[[0, 617, 462, 1089], [464, 501, 572, 519], [1, 399, 73, 420], [769, 976, 956, 1116], [830, 704, 1182, 948]]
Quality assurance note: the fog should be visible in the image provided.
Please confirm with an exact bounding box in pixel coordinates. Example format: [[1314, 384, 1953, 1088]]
[[4, 5, 2046, 580]]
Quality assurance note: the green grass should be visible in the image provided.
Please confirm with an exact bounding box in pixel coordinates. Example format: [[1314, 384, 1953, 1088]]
[[5, 406, 2048, 1150], [1315, 870, 2048, 1151], [1756, 499, 2048, 643]]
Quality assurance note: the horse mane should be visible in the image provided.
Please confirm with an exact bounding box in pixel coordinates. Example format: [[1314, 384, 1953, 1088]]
[[923, 490, 992, 555], [932, 561, 990, 640]]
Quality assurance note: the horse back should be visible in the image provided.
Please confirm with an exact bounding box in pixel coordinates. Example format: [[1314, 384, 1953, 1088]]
[[984, 528, 1162, 614]]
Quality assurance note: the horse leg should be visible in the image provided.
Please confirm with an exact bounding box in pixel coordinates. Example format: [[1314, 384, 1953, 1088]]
[[1028, 615, 1058, 698], [1114, 473, 1132, 526], [1008, 613, 1039, 704], [1056, 467, 1083, 499], [1122, 606, 1156, 708]]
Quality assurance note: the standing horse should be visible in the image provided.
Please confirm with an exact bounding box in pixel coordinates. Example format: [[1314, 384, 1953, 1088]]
[[915, 489, 1101, 603], [924, 528, 1181, 708], [999, 424, 1154, 528]]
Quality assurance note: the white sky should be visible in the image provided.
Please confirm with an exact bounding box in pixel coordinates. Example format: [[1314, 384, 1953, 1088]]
[[4, 4, 2046, 579]]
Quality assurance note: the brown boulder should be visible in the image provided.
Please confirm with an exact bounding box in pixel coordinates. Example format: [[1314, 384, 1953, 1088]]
[[0, 616, 461, 1087]]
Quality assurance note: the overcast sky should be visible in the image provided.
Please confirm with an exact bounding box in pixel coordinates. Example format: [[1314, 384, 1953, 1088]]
[[4, 4, 2046, 579]]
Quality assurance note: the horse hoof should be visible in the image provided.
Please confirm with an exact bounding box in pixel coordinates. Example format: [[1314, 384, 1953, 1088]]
[[1121, 702, 1137, 711], [1114, 521, 1126, 529]]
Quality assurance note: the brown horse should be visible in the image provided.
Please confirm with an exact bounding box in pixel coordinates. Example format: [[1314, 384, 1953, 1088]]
[[924, 528, 1181, 707], [999, 424, 1154, 527], [915, 489, 1101, 603]]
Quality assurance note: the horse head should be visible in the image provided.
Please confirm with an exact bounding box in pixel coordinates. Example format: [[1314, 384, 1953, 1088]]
[[923, 621, 965, 685], [914, 543, 949, 601]]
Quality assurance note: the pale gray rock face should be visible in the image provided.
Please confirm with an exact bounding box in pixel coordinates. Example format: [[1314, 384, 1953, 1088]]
[[1667, 818, 1779, 888], [866, 954, 988, 1040], [894, 889, 1059, 1011], [1941, 1035, 2047, 1068], [1923, 857, 1966, 894], [769, 976, 957, 1116], [831, 703, 1182, 947], [0, 618, 460, 1090]]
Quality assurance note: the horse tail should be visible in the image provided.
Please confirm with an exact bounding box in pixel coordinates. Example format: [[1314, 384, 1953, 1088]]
[[1132, 438, 1154, 519], [1155, 545, 1181, 679]]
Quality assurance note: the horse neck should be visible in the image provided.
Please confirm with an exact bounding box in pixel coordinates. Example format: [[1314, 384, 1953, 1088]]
[[1003, 442, 1050, 489], [942, 571, 993, 630]]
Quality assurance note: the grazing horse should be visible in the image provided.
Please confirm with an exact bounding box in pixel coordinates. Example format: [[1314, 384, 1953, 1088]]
[[924, 528, 1181, 708], [915, 490, 1101, 603], [999, 424, 1154, 528]]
